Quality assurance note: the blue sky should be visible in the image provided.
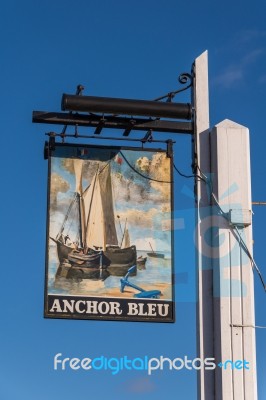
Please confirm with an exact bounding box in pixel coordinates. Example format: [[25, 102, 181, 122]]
[[1, 0, 266, 398]]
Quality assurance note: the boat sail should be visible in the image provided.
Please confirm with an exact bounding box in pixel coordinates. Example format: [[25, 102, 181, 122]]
[[53, 157, 136, 280], [121, 229, 130, 249], [84, 162, 118, 251]]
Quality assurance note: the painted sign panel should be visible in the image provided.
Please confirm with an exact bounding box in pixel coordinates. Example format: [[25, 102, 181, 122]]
[[45, 143, 174, 322]]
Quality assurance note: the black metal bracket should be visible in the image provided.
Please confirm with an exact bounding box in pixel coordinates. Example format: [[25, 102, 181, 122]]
[[33, 72, 194, 140], [166, 140, 173, 158], [141, 130, 153, 143], [44, 136, 56, 160], [33, 111, 193, 134]]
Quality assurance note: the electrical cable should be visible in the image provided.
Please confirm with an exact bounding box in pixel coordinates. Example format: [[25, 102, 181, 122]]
[[119, 151, 172, 183], [173, 164, 196, 179], [234, 225, 266, 290], [231, 324, 266, 329], [120, 150, 203, 184], [210, 187, 266, 290], [196, 167, 266, 292]]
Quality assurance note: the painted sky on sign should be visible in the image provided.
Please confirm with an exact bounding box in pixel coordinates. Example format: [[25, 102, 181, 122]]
[[1, 0, 266, 398]]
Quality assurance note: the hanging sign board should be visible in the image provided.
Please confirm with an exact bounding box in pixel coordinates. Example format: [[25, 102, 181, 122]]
[[44, 143, 174, 322]]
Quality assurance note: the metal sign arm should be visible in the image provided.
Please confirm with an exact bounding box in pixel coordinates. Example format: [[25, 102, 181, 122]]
[[32, 111, 193, 134]]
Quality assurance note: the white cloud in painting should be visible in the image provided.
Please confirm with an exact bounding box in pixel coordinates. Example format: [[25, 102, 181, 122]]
[[50, 173, 70, 206], [115, 208, 159, 229], [59, 153, 171, 207], [135, 152, 171, 200]]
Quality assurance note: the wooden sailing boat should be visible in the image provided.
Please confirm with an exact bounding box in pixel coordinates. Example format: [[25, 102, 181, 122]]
[[52, 158, 136, 280], [147, 242, 165, 259], [136, 255, 147, 270]]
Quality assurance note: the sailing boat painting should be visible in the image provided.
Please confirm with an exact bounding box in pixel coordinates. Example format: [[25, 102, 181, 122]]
[[51, 160, 136, 280], [45, 144, 174, 322]]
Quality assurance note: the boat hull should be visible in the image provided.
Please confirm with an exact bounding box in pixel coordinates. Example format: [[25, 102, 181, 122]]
[[68, 250, 110, 268], [137, 256, 147, 270], [147, 252, 165, 259], [55, 239, 73, 263], [105, 245, 137, 276], [55, 240, 137, 277]]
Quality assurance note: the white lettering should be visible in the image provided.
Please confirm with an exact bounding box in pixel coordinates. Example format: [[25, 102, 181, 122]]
[[148, 358, 160, 375], [109, 302, 122, 315], [147, 303, 157, 316], [49, 300, 63, 313], [127, 302, 169, 317], [81, 358, 92, 370], [157, 304, 169, 316], [127, 303, 139, 315], [75, 300, 86, 313], [160, 356, 173, 370], [172, 358, 184, 370], [192, 358, 203, 370], [204, 358, 216, 370], [98, 302, 110, 314], [69, 358, 80, 370], [54, 353, 63, 369], [137, 303, 148, 316], [85, 301, 98, 314], [62, 300, 75, 313]]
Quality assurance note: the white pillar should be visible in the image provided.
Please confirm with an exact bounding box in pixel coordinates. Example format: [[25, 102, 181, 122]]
[[194, 53, 257, 399], [211, 120, 257, 400], [194, 51, 214, 399]]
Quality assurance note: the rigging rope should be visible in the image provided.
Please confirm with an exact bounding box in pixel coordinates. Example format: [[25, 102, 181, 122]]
[[66, 202, 79, 237], [57, 192, 78, 237]]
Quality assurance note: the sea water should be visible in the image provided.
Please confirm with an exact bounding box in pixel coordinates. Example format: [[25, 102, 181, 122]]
[[47, 245, 172, 298]]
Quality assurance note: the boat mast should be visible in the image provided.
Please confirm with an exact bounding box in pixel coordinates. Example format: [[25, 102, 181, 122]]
[[84, 165, 99, 253], [149, 242, 155, 253], [76, 193, 84, 248]]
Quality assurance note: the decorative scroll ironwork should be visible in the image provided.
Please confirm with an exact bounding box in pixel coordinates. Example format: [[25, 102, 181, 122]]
[[154, 72, 193, 102]]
